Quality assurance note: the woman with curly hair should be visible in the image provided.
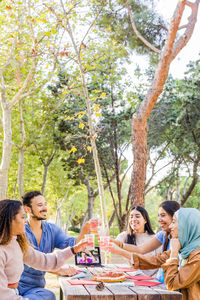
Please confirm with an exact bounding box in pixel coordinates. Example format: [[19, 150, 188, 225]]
[[0, 199, 87, 300]]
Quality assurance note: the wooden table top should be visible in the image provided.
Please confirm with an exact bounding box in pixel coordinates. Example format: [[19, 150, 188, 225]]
[[58, 265, 182, 300]]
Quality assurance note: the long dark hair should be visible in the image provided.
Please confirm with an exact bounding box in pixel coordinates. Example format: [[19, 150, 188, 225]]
[[0, 199, 29, 253], [159, 200, 180, 251], [127, 206, 154, 245]]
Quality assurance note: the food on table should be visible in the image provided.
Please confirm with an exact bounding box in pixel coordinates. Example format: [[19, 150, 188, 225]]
[[93, 270, 126, 282]]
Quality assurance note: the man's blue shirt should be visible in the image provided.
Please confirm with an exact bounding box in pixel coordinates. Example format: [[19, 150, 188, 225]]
[[18, 221, 76, 293]]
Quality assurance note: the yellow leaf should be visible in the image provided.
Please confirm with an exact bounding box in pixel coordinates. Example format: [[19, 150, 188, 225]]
[[77, 158, 85, 164], [79, 123, 85, 129], [62, 90, 70, 95], [65, 116, 72, 120], [100, 92, 106, 98], [87, 146, 92, 152], [93, 89, 102, 93], [95, 113, 101, 118], [78, 114, 83, 119], [94, 104, 100, 112], [90, 96, 98, 101], [69, 82, 75, 89], [69, 146, 77, 153]]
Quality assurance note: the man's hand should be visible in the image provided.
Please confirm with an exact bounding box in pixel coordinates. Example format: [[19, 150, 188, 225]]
[[73, 238, 88, 253], [170, 238, 181, 258], [75, 222, 90, 244]]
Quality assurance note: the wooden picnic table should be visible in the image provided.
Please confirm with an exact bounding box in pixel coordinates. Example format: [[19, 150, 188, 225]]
[[58, 264, 182, 300]]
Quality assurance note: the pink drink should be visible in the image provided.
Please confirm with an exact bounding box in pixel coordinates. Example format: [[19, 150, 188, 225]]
[[85, 234, 95, 250], [99, 236, 110, 252], [90, 219, 99, 234]]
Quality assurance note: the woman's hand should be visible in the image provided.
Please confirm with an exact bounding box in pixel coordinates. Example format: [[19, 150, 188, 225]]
[[73, 238, 88, 253], [170, 238, 181, 258], [109, 242, 122, 254], [110, 238, 122, 248], [53, 266, 78, 276]]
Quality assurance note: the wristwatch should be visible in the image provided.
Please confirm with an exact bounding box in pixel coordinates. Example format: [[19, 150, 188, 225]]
[[71, 246, 75, 255]]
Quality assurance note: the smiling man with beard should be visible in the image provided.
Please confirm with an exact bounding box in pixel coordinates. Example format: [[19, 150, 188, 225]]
[[18, 190, 90, 300]]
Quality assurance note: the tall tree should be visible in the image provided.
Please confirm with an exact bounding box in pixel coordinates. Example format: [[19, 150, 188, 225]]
[[0, 0, 61, 199], [148, 58, 200, 205], [128, 0, 200, 206]]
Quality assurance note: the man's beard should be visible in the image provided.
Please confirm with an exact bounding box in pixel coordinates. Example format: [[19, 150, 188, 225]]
[[30, 207, 47, 220]]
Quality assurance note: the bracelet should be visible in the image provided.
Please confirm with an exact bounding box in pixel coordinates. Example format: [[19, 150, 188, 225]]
[[70, 246, 75, 255], [118, 242, 123, 248], [122, 243, 125, 249]]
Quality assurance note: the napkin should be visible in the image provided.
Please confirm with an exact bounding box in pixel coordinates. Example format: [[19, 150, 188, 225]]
[[127, 270, 143, 276], [77, 268, 87, 273], [70, 272, 87, 280], [106, 282, 135, 287], [115, 267, 137, 272], [67, 279, 98, 285], [126, 275, 156, 280], [133, 280, 162, 287]]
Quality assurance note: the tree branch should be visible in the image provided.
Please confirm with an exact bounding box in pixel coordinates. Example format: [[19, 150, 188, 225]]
[[8, 55, 37, 110], [126, 2, 161, 54], [171, 0, 200, 61], [79, 1, 106, 54], [181, 155, 200, 205]]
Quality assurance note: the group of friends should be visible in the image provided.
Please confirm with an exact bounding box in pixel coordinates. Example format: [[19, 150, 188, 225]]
[[0, 192, 200, 300]]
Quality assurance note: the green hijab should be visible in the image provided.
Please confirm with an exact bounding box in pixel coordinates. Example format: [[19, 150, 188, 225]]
[[178, 207, 200, 259]]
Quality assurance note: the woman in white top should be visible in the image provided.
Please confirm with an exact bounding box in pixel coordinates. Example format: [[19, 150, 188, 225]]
[[116, 206, 160, 277], [0, 199, 87, 300]]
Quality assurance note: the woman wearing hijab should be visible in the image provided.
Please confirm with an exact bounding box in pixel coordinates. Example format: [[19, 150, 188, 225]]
[[111, 207, 200, 300]]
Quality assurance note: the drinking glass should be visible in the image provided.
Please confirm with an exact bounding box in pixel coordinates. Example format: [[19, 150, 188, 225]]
[[85, 233, 95, 250]]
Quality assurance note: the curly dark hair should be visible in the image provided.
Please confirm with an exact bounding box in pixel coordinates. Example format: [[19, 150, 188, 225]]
[[22, 190, 42, 207], [0, 199, 29, 253]]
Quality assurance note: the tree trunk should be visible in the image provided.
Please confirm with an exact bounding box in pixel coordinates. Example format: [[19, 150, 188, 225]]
[[18, 148, 25, 200], [88, 195, 95, 219], [63, 13, 108, 228], [131, 117, 148, 206], [129, 0, 200, 206], [42, 164, 49, 195], [0, 107, 12, 200], [17, 101, 25, 200]]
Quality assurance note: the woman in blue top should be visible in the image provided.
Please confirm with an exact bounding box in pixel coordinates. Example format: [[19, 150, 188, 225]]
[[113, 200, 180, 283]]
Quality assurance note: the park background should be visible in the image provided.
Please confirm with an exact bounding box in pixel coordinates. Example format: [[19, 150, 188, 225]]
[[0, 0, 200, 247], [1, 0, 200, 298]]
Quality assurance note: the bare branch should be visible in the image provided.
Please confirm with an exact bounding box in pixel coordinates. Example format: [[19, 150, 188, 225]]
[[138, 0, 187, 121], [171, 0, 200, 61], [0, 75, 6, 107], [178, 24, 188, 30], [79, 1, 106, 54], [183, 176, 190, 195], [8, 57, 37, 110], [126, 2, 161, 54], [121, 162, 133, 184], [0, 39, 16, 74], [185, 1, 196, 8], [181, 155, 200, 205]]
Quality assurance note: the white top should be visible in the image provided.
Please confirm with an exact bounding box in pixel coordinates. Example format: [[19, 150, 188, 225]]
[[0, 236, 73, 299], [116, 231, 161, 277]]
